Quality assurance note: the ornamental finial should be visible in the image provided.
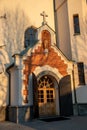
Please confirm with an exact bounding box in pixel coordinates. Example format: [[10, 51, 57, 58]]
[[40, 11, 48, 25]]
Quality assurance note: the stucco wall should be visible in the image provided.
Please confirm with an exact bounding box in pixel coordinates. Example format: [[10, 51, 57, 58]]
[[67, 0, 85, 60], [10, 68, 19, 106], [67, 0, 87, 84], [55, 0, 72, 59], [55, 0, 87, 104], [0, 0, 55, 30], [0, 0, 55, 107]]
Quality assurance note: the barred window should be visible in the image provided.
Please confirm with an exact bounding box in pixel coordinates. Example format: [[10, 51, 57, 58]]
[[73, 14, 80, 34], [77, 62, 85, 85]]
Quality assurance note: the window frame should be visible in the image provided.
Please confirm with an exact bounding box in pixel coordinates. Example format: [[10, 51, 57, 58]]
[[77, 62, 85, 85], [73, 14, 80, 35]]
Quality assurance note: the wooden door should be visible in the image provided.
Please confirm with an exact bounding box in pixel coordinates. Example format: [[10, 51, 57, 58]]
[[59, 75, 73, 116], [38, 75, 56, 117]]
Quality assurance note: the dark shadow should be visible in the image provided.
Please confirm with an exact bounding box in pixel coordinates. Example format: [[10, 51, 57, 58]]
[[59, 75, 73, 116], [32, 73, 39, 118], [0, 73, 9, 121], [39, 116, 70, 122], [24, 27, 38, 48]]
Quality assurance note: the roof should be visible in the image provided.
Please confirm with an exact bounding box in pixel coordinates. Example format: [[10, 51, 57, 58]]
[[37, 23, 56, 33], [20, 40, 39, 56]]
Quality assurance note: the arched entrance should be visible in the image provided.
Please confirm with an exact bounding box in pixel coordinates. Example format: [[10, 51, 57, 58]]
[[37, 74, 59, 117], [30, 72, 73, 118]]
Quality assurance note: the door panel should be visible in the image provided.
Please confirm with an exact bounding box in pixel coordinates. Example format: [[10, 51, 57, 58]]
[[38, 76, 56, 117], [32, 73, 39, 118], [59, 75, 73, 116]]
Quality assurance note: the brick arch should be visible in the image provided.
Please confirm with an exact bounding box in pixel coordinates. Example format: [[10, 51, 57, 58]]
[[37, 70, 60, 84], [23, 47, 68, 89], [41, 30, 51, 49]]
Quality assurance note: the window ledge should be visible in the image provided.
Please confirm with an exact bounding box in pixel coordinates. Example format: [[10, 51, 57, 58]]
[[73, 33, 80, 36], [78, 83, 86, 86]]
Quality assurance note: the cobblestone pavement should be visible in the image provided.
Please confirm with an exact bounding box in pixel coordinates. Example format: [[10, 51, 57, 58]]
[[0, 116, 87, 130]]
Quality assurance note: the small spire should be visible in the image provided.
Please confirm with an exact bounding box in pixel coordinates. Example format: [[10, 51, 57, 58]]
[[40, 11, 48, 25]]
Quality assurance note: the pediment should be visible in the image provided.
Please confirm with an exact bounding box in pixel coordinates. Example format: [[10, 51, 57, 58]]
[[37, 24, 56, 46]]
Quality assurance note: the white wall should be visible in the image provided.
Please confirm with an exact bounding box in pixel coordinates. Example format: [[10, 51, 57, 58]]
[[67, 0, 87, 102], [10, 68, 19, 106], [67, 0, 84, 60], [0, 0, 55, 106], [0, 73, 8, 106], [0, 0, 55, 29], [55, 0, 72, 59], [67, 0, 87, 83], [76, 85, 87, 103], [55, 0, 87, 104]]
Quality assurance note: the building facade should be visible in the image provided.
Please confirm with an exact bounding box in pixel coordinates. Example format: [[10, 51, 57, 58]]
[[0, 0, 87, 122], [7, 21, 74, 123], [55, 0, 87, 116]]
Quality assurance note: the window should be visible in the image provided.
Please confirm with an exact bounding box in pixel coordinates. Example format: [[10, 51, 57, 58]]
[[24, 27, 37, 48], [73, 14, 80, 34], [38, 90, 44, 103], [77, 62, 85, 85], [38, 75, 55, 103], [46, 90, 54, 103]]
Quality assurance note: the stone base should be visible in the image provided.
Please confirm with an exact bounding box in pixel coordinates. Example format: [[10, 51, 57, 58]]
[[0, 106, 7, 121], [73, 104, 87, 116], [73, 104, 79, 116], [78, 104, 87, 116], [7, 106, 33, 123]]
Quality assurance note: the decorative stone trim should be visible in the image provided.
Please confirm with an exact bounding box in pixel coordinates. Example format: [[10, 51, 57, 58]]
[[23, 45, 68, 89], [73, 103, 87, 116]]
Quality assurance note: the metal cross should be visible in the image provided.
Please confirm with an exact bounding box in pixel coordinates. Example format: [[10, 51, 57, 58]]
[[40, 11, 48, 25]]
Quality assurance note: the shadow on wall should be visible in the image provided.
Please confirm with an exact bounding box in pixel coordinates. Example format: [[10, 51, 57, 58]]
[[0, 7, 30, 121], [1, 7, 29, 63], [0, 72, 9, 121], [24, 26, 38, 48]]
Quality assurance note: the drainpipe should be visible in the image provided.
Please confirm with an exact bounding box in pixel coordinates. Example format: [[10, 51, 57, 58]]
[[6, 69, 11, 121], [6, 70, 11, 106]]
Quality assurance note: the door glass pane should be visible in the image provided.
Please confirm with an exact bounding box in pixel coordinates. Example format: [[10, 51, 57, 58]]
[[46, 90, 54, 103], [38, 90, 44, 103], [38, 75, 55, 103]]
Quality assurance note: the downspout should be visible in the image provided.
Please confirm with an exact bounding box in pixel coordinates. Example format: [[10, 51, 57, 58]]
[[6, 70, 11, 106], [6, 69, 11, 121]]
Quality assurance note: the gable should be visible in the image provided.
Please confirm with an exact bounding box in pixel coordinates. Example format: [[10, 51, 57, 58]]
[[23, 43, 73, 87], [23, 45, 68, 75], [37, 24, 56, 46]]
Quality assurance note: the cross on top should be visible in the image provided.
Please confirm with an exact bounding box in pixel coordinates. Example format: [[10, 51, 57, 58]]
[[40, 11, 48, 25]]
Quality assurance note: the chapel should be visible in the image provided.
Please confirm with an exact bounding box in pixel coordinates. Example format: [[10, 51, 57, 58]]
[[7, 11, 74, 122], [0, 0, 87, 123]]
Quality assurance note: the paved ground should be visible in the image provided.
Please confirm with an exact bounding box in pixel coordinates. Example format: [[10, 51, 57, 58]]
[[0, 116, 87, 130]]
